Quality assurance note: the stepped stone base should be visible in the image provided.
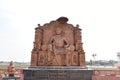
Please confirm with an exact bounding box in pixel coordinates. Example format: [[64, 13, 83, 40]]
[[23, 66, 93, 80]]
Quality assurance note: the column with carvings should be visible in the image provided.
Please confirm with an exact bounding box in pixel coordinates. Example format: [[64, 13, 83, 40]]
[[74, 24, 85, 66], [31, 24, 43, 66]]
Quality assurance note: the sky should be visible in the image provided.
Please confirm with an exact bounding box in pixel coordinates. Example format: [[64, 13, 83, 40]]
[[0, 0, 120, 62]]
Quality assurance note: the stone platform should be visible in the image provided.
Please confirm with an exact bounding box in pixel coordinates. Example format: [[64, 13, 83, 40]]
[[23, 66, 93, 80], [2, 76, 21, 80]]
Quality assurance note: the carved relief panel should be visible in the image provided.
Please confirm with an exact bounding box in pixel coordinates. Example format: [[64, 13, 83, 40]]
[[31, 17, 86, 66]]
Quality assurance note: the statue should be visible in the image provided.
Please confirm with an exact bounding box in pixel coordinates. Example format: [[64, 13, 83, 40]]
[[7, 61, 17, 77], [38, 44, 47, 65], [31, 17, 86, 66], [49, 27, 69, 65], [23, 17, 93, 80], [49, 27, 67, 53]]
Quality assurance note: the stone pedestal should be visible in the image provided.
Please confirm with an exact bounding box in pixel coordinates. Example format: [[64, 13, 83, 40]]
[[9, 74, 14, 77], [2, 77, 20, 80], [23, 66, 93, 80]]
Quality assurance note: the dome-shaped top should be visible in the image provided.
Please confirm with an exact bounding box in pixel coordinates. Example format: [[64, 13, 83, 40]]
[[57, 17, 68, 24]]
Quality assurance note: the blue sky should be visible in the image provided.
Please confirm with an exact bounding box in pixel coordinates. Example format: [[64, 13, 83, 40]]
[[0, 0, 120, 62]]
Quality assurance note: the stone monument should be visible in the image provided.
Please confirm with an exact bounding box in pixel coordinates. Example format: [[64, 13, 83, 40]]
[[2, 61, 20, 80], [23, 17, 93, 80], [7, 61, 16, 77], [31, 17, 85, 66]]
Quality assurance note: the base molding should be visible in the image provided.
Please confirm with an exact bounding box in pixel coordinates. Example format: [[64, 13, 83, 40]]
[[23, 66, 93, 80]]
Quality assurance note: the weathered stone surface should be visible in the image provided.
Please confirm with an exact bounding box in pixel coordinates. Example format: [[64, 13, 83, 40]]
[[7, 61, 17, 76], [31, 17, 85, 66], [23, 17, 91, 80], [23, 66, 93, 80]]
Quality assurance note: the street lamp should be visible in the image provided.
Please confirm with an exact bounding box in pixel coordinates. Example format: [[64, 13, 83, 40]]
[[117, 52, 120, 69], [116, 52, 120, 76], [117, 52, 120, 62], [92, 53, 97, 65]]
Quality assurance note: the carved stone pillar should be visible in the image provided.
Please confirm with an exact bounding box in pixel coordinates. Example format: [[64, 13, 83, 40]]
[[71, 52, 78, 66], [31, 51, 38, 66], [79, 53, 86, 66]]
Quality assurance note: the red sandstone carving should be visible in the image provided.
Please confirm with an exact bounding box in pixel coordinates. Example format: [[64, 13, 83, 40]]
[[31, 17, 86, 66], [7, 61, 17, 75]]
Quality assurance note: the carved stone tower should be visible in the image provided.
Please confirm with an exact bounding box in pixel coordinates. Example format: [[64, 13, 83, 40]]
[[30, 17, 85, 66]]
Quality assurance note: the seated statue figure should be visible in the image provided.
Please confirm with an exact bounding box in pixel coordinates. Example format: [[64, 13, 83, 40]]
[[50, 28, 68, 52], [49, 27, 68, 65]]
